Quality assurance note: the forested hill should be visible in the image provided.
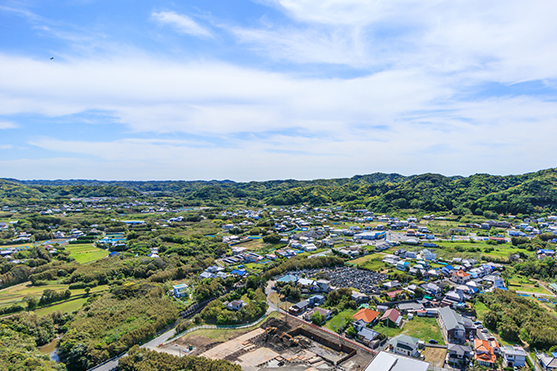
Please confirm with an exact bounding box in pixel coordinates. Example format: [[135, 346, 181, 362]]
[[4, 168, 557, 214], [0, 179, 140, 203]]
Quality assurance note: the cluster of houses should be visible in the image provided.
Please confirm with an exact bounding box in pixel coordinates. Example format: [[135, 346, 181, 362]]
[[222, 248, 266, 265], [436, 306, 528, 369], [198, 265, 248, 280]]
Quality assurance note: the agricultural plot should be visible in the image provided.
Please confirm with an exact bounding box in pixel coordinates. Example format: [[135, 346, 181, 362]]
[[508, 276, 553, 296], [35, 298, 88, 316], [65, 243, 108, 264], [0, 282, 108, 308]]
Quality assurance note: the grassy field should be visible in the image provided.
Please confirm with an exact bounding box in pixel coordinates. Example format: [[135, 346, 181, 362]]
[[432, 241, 532, 260], [402, 317, 445, 344], [474, 301, 489, 321], [324, 308, 358, 332], [373, 321, 404, 337], [350, 254, 387, 272], [0, 282, 108, 308], [0, 243, 33, 250], [508, 276, 553, 295], [35, 298, 88, 316], [64, 243, 108, 264]]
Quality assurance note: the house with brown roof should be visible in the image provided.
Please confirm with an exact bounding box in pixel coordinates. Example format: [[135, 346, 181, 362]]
[[474, 339, 496, 368], [451, 270, 471, 284], [353, 308, 380, 326]]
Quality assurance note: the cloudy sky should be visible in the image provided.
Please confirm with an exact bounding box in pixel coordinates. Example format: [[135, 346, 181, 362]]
[[1, 0, 556, 181]]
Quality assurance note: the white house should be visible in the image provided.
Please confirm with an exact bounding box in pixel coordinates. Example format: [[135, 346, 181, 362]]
[[173, 284, 188, 298], [227, 300, 246, 311], [501, 346, 527, 368], [421, 249, 436, 261], [388, 335, 421, 357]]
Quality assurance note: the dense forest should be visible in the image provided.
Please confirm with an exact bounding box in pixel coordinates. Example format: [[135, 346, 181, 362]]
[[4, 168, 557, 213]]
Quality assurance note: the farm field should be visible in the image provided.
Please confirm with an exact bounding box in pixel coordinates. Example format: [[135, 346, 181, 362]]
[[0, 282, 108, 308], [35, 297, 88, 316], [508, 276, 554, 295], [65, 243, 108, 264], [432, 241, 532, 260]]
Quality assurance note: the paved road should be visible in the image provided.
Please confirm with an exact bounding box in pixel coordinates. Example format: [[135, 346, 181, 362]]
[[89, 327, 179, 371]]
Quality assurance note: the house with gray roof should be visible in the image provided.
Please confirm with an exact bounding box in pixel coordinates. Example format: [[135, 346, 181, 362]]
[[502, 345, 527, 368], [438, 306, 475, 344], [447, 344, 472, 368], [537, 352, 557, 370]]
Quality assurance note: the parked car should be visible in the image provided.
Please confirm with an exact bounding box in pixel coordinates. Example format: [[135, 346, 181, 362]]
[[476, 325, 483, 329], [428, 339, 438, 344], [481, 329, 488, 333]]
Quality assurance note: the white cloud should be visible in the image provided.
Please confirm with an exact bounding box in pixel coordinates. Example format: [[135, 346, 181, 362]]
[[0, 121, 17, 129], [231, 0, 557, 84], [152, 11, 213, 38], [0, 144, 13, 149]]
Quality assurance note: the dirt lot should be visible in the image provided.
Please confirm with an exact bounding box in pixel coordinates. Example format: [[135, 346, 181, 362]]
[[423, 346, 447, 368], [174, 334, 222, 356]]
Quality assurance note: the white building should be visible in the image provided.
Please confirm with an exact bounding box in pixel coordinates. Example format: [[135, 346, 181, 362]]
[[173, 284, 188, 298], [502, 346, 527, 368], [364, 351, 429, 371]]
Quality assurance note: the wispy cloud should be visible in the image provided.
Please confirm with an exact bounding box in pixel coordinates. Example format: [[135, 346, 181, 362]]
[[0, 144, 13, 149], [0, 121, 17, 129], [152, 11, 213, 38]]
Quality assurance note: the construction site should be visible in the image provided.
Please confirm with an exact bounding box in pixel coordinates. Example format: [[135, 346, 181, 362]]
[[168, 316, 375, 371]]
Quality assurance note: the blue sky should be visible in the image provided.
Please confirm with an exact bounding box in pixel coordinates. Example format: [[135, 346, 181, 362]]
[[1, 0, 557, 181]]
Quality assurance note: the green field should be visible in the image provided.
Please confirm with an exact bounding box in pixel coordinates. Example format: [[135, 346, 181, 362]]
[[324, 308, 358, 332], [474, 301, 489, 321], [35, 298, 88, 316], [432, 240, 532, 260], [350, 254, 386, 272], [0, 282, 108, 308], [401, 317, 445, 344], [65, 243, 108, 264], [373, 321, 404, 338], [507, 276, 553, 295]]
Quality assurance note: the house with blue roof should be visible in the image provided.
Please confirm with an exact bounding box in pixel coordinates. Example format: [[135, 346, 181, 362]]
[[230, 269, 248, 277]]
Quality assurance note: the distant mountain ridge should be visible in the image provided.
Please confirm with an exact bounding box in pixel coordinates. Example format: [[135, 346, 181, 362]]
[[2, 168, 557, 214]]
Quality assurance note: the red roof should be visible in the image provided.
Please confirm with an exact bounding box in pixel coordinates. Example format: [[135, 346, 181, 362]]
[[380, 308, 401, 323], [386, 290, 403, 298], [453, 270, 470, 278], [353, 308, 380, 323], [474, 339, 496, 364]]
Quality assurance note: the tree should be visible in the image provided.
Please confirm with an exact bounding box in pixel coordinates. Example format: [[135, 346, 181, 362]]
[[311, 311, 325, 325], [484, 310, 498, 331], [345, 326, 357, 338], [263, 233, 281, 244]]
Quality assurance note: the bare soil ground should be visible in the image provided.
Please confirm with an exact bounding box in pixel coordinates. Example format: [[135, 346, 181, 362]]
[[423, 346, 447, 368]]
